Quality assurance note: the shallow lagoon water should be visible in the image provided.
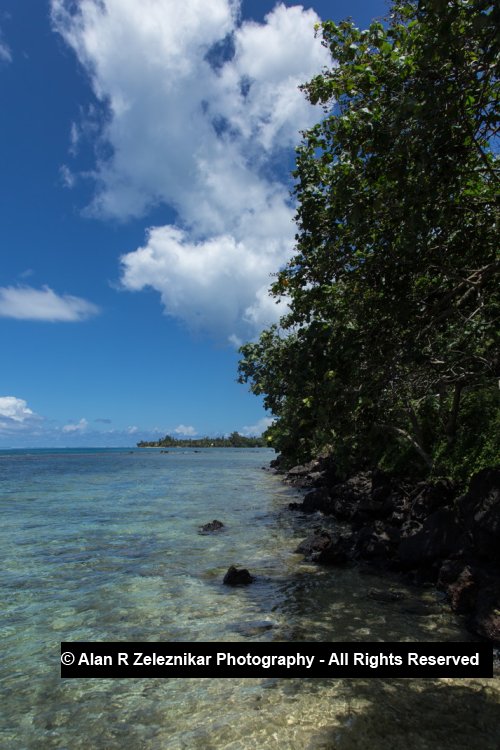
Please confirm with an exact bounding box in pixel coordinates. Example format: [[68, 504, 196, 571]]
[[1, 448, 499, 749]]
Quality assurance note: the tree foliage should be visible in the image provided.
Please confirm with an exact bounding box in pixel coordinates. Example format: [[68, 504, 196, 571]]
[[137, 432, 265, 448], [238, 0, 499, 479]]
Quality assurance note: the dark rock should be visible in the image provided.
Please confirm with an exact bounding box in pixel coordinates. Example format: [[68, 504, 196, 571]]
[[355, 522, 400, 560], [287, 460, 319, 477], [402, 565, 441, 586], [288, 501, 303, 511], [301, 487, 332, 514], [308, 471, 327, 486], [457, 467, 500, 563], [470, 582, 500, 643], [315, 534, 353, 565], [368, 588, 405, 603], [410, 479, 457, 522], [285, 455, 340, 489], [295, 529, 332, 557], [295, 528, 353, 565], [447, 566, 479, 614], [199, 519, 225, 534], [229, 620, 275, 636], [437, 559, 469, 590], [400, 518, 423, 537], [371, 469, 393, 501], [223, 566, 254, 586], [397, 508, 466, 567], [400, 601, 442, 617], [325, 471, 402, 522]]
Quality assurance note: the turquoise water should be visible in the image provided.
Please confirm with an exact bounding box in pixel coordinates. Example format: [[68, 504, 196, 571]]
[[1, 448, 499, 749]]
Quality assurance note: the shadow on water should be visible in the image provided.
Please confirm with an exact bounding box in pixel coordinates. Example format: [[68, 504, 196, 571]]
[[303, 677, 500, 750], [265, 565, 472, 643]]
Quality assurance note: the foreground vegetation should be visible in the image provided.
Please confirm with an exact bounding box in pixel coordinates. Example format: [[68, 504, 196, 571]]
[[239, 0, 499, 482], [137, 432, 266, 448]]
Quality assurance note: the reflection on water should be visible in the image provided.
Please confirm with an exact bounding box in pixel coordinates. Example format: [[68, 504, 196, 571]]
[[0, 448, 498, 749]]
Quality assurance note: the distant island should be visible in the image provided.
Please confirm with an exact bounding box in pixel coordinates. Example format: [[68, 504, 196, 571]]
[[137, 431, 266, 448]]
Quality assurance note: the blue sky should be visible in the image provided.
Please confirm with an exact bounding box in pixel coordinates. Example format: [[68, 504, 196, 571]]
[[0, 0, 388, 447]]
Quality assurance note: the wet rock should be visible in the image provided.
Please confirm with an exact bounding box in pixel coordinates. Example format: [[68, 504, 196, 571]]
[[437, 559, 470, 590], [447, 566, 479, 614], [471, 582, 500, 642], [403, 564, 443, 586], [295, 529, 333, 557], [368, 588, 405, 603], [315, 534, 353, 565], [295, 528, 353, 564], [229, 620, 275, 636], [301, 487, 332, 514], [288, 501, 303, 511], [199, 519, 225, 534], [223, 566, 254, 586]]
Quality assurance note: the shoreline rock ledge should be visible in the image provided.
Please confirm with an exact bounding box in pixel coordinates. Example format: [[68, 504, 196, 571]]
[[282, 458, 500, 644]]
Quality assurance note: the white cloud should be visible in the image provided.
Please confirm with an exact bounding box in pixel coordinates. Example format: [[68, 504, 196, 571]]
[[0, 396, 43, 434], [51, 0, 329, 340], [0, 25, 12, 64], [240, 416, 275, 436], [0, 396, 35, 423], [60, 164, 76, 188], [0, 285, 100, 322], [62, 418, 88, 433], [174, 424, 197, 436], [126, 425, 138, 434]]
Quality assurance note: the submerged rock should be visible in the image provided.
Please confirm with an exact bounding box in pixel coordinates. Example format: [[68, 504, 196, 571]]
[[229, 620, 275, 636], [199, 520, 225, 534], [368, 588, 405, 603], [223, 565, 254, 586]]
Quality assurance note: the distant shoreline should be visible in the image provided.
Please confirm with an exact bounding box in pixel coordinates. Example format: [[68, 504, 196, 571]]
[[137, 431, 267, 449]]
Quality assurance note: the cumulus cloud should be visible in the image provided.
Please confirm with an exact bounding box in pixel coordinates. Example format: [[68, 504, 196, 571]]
[[62, 418, 88, 433], [0, 285, 100, 322], [174, 424, 197, 436], [0, 396, 42, 433], [51, 0, 329, 340], [0, 396, 35, 423], [240, 416, 275, 436]]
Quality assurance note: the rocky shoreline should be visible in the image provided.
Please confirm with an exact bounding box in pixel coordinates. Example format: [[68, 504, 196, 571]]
[[273, 456, 499, 644]]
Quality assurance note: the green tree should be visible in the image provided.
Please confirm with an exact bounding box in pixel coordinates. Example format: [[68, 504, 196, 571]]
[[239, 0, 499, 477]]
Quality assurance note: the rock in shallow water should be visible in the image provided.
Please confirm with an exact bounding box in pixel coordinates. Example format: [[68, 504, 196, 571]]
[[199, 520, 225, 534], [223, 565, 254, 585]]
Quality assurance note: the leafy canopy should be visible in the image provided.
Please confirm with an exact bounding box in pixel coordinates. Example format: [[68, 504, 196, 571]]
[[238, 0, 499, 479]]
